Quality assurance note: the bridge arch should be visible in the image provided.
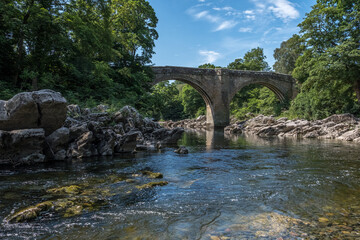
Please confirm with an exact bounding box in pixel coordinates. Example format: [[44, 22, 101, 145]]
[[229, 81, 287, 103], [151, 75, 215, 126]]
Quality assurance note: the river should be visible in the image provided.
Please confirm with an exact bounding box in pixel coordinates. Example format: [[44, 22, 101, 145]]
[[1, 129, 360, 239]]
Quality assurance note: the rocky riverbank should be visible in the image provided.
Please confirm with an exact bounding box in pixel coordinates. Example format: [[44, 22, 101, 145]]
[[0, 90, 184, 166], [164, 113, 360, 142]]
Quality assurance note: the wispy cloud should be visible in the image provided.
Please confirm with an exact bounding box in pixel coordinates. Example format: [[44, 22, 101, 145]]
[[199, 50, 221, 63], [215, 20, 238, 31], [268, 0, 299, 21], [213, 6, 234, 11], [188, 5, 238, 31], [239, 27, 252, 33], [250, 0, 299, 21], [198, 0, 205, 2], [194, 11, 220, 23]]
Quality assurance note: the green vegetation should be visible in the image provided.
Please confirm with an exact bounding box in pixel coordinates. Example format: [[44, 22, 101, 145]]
[[287, 0, 360, 120], [0, 0, 158, 108], [1, 0, 359, 121], [227, 47, 284, 120]]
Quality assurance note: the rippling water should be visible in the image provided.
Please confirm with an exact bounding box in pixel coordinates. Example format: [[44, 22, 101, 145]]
[[1, 130, 360, 239]]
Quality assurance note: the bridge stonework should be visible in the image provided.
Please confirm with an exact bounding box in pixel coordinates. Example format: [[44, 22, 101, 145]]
[[152, 66, 297, 127]]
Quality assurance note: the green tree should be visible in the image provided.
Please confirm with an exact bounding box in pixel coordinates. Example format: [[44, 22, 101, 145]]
[[227, 47, 269, 71], [0, 0, 158, 108], [180, 84, 205, 118], [143, 81, 184, 120], [273, 34, 304, 74], [289, 0, 360, 119], [228, 47, 282, 119], [198, 63, 220, 69]]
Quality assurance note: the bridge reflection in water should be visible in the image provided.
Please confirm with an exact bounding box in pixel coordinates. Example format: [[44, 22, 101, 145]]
[[206, 127, 226, 150]]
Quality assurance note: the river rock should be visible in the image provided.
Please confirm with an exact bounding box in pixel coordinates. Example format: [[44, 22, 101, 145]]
[[115, 130, 142, 152], [160, 128, 185, 144], [69, 131, 97, 158], [0, 89, 67, 135], [0, 129, 46, 165], [97, 129, 117, 155], [46, 127, 70, 153], [0, 90, 185, 164], [174, 146, 189, 154]]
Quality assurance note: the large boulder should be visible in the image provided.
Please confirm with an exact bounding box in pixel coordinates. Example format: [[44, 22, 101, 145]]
[[0, 129, 46, 165], [0, 90, 67, 135]]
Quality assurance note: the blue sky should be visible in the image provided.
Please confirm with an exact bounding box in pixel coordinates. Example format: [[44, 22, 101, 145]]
[[148, 0, 316, 69]]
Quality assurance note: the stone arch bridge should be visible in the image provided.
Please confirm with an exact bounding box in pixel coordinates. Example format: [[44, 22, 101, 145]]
[[151, 66, 297, 127]]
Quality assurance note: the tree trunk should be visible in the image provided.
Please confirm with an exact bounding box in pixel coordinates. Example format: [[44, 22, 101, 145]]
[[13, 0, 35, 86], [354, 79, 360, 104], [32, 76, 38, 91]]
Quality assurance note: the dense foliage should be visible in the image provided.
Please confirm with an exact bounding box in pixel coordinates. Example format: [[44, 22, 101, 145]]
[[273, 34, 304, 75], [1, 0, 359, 122], [228, 48, 285, 120], [284, 0, 360, 119], [0, 0, 158, 108]]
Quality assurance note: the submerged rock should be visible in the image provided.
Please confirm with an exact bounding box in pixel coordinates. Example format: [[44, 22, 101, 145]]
[[5, 201, 53, 223], [47, 185, 81, 195], [136, 181, 168, 190], [141, 170, 163, 179], [174, 146, 189, 154]]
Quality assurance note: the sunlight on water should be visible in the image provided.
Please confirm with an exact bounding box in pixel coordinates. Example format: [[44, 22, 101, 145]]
[[1, 130, 360, 239]]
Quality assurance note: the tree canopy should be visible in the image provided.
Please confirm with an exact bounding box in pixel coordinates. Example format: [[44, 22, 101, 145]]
[[0, 0, 158, 107], [288, 0, 360, 119]]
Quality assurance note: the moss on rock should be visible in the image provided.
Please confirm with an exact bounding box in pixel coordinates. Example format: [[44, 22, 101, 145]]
[[136, 181, 168, 190], [141, 170, 163, 179], [47, 185, 81, 195], [5, 201, 53, 223]]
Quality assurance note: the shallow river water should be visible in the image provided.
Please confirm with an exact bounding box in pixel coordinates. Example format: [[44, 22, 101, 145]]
[[1, 130, 360, 239]]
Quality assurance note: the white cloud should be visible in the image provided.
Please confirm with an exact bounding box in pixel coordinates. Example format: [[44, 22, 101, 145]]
[[243, 9, 256, 20], [215, 20, 238, 31], [199, 50, 221, 63], [249, 0, 299, 21], [239, 27, 252, 32], [268, 0, 299, 21], [198, 0, 205, 2], [244, 10, 254, 15], [245, 15, 256, 20]]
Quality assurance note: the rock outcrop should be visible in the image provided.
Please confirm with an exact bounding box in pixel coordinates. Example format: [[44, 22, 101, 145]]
[[227, 114, 360, 142], [164, 113, 360, 143], [0, 128, 46, 165], [54, 105, 184, 161], [0, 89, 67, 135], [162, 115, 207, 129], [0, 91, 184, 166]]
